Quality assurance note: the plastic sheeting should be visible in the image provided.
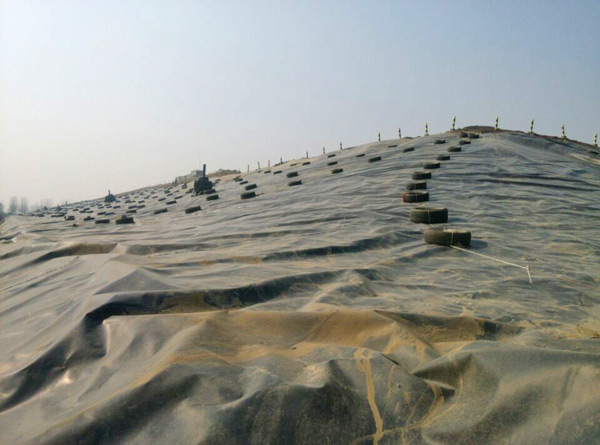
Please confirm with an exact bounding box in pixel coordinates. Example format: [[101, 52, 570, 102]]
[[1, 130, 599, 444]]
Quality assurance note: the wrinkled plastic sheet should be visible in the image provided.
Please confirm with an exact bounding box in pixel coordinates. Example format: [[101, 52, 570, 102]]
[[1, 131, 599, 444]]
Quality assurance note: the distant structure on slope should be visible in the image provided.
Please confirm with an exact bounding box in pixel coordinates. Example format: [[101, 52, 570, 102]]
[[104, 190, 116, 203], [193, 164, 213, 196], [175, 168, 240, 185], [175, 169, 204, 184]]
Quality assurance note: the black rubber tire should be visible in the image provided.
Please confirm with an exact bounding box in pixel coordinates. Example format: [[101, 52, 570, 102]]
[[356, 153, 365, 158], [154, 209, 168, 214], [436, 154, 451, 161], [302, 161, 310, 165], [388, 144, 397, 148], [402, 147, 415, 153], [240, 181, 248, 185], [290, 163, 298, 166], [434, 139, 446, 145], [241, 191, 256, 200], [65, 215, 75, 221], [206, 194, 219, 201], [424, 228, 471, 247], [468, 133, 479, 139], [406, 181, 427, 190], [332, 168, 343, 174], [245, 184, 257, 191], [327, 161, 338, 166], [403, 190, 429, 203], [288, 180, 302, 187], [327, 154, 336, 158], [286, 172, 299, 178], [116, 216, 134, 225], [263, 170, 271, 174], [166, 200, 176, 205], [460, 132, 468, 138], [458, 140, 471, 145], [412, 171, 432, 180], [126, 210, 137, 214], [273, 170, 282, 174], [185, 206, 202, 214], [368, 156, 382, 163], [448, 146, 462, 152], [95, 219, 110, 224], [84, 216, 95, 221], [409, 206, 448, 224], [423, 161, 441, 169]]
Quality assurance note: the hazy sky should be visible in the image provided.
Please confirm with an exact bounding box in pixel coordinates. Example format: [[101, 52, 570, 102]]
[[1, 1, 599, 206]]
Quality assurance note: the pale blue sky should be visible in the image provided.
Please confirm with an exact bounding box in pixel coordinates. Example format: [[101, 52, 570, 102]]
[[1, 1, 599, 206]]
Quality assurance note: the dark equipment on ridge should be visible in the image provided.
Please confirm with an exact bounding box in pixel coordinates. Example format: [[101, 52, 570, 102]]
[[104, 190, 116, 203], [193, 164, 214, 196]]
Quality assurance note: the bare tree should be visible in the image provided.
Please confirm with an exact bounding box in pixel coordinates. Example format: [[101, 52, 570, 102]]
[[9, 197, 18, 214], [19, 197, 29, 214], [0, 203, 5, 222]]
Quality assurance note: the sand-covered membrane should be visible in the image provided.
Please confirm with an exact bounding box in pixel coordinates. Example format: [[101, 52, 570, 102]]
[[1, 130, 599, 443]]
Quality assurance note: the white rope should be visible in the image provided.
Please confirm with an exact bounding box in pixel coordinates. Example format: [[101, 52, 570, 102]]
[[449, 244, 533, 284], [389, 222, 534, 284]]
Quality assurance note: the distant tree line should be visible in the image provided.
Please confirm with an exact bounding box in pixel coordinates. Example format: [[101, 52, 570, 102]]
[[3, 197, 54, 216], [210, 168, 241, 178]]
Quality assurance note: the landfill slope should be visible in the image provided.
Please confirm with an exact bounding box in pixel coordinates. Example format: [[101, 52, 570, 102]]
[[0, 130, 599, 444]]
